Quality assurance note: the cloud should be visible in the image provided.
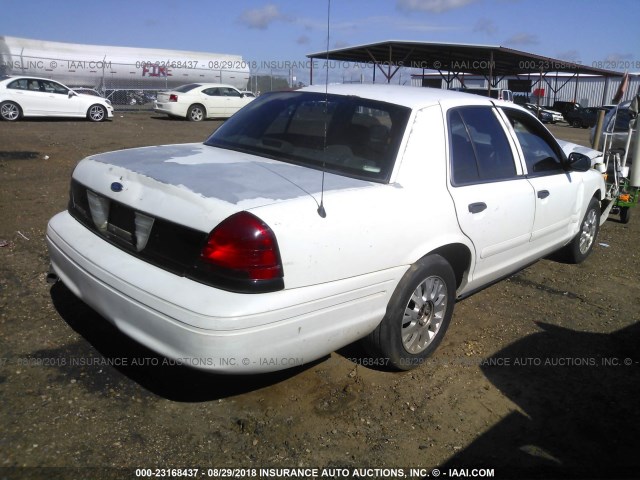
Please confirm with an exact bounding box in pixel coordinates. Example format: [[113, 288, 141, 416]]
[[397, 0, 477, 13], [295, 18, 359, 33], [473, 18, 497, 35], [605, 53, 633, 62], [238, 4, 287, 30], [297, 15, 460, 34], [504, 33, 538, 46], [333, 41, 350, 49], [556, 50, 581, 62], [393, 19, 464, 32], [296, 35, 310, 45]]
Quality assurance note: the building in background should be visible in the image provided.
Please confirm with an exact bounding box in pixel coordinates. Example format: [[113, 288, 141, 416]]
[[411, 72, 640, 108]]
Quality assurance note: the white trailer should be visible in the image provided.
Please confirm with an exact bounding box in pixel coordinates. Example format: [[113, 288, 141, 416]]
[[0, 36, 250, 94]]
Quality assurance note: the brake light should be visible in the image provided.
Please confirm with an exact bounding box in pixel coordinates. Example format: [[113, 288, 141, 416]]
[[169, 94, 178, 102], [200, 212, 283, 282]]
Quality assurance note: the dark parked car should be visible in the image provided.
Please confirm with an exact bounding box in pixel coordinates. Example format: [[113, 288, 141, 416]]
[[566, 107, 604, 128], [548, 101, 582, 120]]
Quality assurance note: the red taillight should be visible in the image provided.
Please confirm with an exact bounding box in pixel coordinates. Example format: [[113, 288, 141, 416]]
[[169, 94, 178, 102], [200, 212, 283, 281]]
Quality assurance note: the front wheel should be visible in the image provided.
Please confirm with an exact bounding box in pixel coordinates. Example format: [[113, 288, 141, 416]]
[[562, 197, 600, 263], [187, 104, 205, 122], [571, 119, 581, 128], [364, 254, 456, 370], [1, 101, 21, 121], [87, 104, 106, 122]]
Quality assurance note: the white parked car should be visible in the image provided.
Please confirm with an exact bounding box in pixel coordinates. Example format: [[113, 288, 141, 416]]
[[524, 103, 563, 124], [543, 107, 564, 124], [47, 85, 606, 373], [154, 83, 254, 121], [0, 76, 113, 122]]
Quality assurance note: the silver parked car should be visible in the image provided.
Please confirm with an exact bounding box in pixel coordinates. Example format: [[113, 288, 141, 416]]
[[590, 101, 636, 160]]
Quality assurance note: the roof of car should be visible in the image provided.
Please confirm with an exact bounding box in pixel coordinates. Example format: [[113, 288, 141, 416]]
[[178, 83, 238, 89], [300, 83, 510, 110], [0, 75, 62, 83]]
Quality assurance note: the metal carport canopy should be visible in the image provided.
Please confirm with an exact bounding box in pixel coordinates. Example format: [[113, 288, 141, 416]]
[[306, 40, 622, 84]]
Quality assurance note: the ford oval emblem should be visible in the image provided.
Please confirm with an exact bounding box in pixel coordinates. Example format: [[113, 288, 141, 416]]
[[111, 182, 123, 192]]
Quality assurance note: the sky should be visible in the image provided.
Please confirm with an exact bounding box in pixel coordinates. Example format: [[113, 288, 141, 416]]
[[2, 0, 639, 85]]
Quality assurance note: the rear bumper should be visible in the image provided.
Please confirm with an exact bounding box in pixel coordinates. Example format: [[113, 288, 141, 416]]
[[46, 211, 401, 373], [154, 102, 186, 117]]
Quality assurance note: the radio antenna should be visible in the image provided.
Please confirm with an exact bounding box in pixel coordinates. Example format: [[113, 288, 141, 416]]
[[317, 0, 331, 218]]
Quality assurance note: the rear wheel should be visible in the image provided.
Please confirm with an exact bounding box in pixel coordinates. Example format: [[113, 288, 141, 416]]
[[620, 206, 631, 224], [0, 101, 21, 121], [87, 104, 106, 122], [187, 104, 205, 122], [562, 197, 600, 263], [571, 119, 581, 128], [365, 254, 456, 370]]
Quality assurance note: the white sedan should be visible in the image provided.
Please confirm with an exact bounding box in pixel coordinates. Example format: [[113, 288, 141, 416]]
[[47, 84, 606, 373], [0, 76, 113, 121], [154, 83, 254, 121], [524, 103, 563, 123]]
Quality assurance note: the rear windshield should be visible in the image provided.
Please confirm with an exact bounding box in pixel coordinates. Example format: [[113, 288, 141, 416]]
[[204, 91, 411, 183], [174, 83, 201, 93], [605, 108, 633, 133]]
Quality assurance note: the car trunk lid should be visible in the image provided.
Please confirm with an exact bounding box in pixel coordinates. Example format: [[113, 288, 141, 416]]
[[155, 91, 175, 103], [71, 142, 372, 233]]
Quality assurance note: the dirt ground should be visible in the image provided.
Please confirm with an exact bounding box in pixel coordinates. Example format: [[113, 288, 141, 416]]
[[1, 113, 639, 480]]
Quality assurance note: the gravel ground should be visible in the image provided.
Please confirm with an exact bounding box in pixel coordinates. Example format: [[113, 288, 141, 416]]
[[0, 113, 638, 480]]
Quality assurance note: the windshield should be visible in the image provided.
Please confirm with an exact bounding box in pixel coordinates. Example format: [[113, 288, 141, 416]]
[[604, 103, 632, 133], [204, 91, 411, 182]]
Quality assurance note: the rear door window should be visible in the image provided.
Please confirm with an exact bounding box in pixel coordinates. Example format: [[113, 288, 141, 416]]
[[203, 88, 222, 96], [449, 106, 517, 185]]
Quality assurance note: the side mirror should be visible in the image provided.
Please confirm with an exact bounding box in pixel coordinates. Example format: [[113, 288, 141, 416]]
[[68, 91, 77, 98], [567, 152, 592, 172]]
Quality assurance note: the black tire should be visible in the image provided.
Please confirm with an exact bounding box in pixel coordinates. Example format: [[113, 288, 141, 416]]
[[365, 254, 456, 370], [620, 207, 631, 224], [187, 104, 205, 122], [571, 119, 581, 128], [562, 197, 600, 263], [0, 101, 21, 121], [87, 104, 106, 122]]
